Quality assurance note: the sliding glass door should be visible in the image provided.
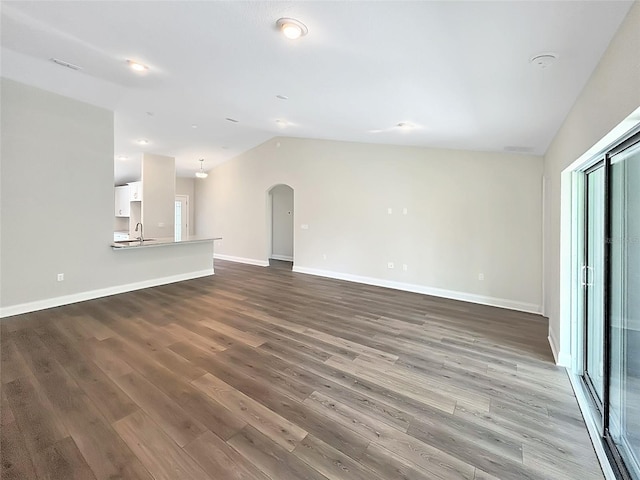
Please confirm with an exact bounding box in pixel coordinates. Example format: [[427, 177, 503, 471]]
[[584, 163, 606, 409], [578, 131, 640, 479], [608, 138, 640, 478]]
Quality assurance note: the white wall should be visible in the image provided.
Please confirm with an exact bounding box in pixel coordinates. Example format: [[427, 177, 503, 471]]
[[0, 78, 213, 315], [543, 3, 640, 363], [196, 137, 543, 312], [176, 176, 196, 235], [270, 184, 294, 260], [142, 153, 175, 239]]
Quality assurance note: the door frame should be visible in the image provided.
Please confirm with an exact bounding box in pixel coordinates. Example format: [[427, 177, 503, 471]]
[[175, 194, 189, 238], [266, 184, 295, 265]]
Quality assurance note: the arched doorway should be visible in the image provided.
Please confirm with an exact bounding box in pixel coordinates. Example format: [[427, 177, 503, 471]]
[[267, 184, 294, 269]]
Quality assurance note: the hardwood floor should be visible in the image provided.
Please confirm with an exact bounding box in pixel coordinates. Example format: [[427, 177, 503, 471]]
[[1, 259, 602, 479]]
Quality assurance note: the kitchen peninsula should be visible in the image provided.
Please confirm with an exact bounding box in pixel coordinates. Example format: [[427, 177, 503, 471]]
[[112, 235, 221, 249]]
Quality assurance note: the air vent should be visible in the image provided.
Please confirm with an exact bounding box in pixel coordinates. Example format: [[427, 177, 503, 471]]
[[504, 146, 534, 153], [50, 58, 82, 71]]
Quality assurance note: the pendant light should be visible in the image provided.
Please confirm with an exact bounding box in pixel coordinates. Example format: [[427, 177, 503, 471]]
[[195, 159, 208, 178]]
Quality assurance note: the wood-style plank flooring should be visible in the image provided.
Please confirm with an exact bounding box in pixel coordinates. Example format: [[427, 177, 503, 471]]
[[1, 259, 602, 479]]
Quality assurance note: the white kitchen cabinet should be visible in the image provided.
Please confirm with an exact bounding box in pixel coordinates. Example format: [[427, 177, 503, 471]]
[[115, 185, 130, 217], [129, 181, 142, 201]]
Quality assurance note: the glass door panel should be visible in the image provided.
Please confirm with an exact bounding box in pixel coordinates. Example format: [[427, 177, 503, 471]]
[[609, 141, 640, 478], [585, 165, 606, 406]]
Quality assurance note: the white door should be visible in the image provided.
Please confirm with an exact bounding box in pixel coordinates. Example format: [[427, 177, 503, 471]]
[[175, 195, 189, 241]]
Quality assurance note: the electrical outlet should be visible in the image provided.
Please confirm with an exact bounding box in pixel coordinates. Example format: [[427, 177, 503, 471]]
[[387, 208, 393, 215], [403, 264, 408, 271], [388, 262, 394, 269], [478, 273, 484, 281], [402, 208, 408, 215], [57, 273, 64, 282], [301, 224, 309, 230]]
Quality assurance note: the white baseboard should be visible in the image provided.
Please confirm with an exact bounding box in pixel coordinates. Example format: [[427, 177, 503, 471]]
[[214, 254, 269, 267], [292, 266, 541, 314], [548, 334, 559, 364], [0, 269, 214, 319], [270, 254, 293, 262], [567, 373, 616, 480], [548, 327, 572, 366], [558, 350, 572, 366]]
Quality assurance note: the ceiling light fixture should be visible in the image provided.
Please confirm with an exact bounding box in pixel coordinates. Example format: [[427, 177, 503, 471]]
[[225, 117, 239, 123], [195, 159, 208, 179], [137, 139, 149, 145], [276, 18, 308, 40], [116, 155, 128, 161], [396, 122, 416, 130], [276, 95, 289, 100], [191, 124, 198, 129], [127, 60, 149, 72], [529, 53, 558, 69]]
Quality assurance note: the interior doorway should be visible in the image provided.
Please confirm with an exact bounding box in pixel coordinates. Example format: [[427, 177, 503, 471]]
[[267, 184, 294, 268], [175, 195, 189, 241]]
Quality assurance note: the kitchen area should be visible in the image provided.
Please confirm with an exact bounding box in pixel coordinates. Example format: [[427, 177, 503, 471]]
[[112, 152, 219, 255]]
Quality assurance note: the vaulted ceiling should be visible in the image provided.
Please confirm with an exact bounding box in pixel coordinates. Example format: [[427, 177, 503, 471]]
[[1, 1, 634, 182]]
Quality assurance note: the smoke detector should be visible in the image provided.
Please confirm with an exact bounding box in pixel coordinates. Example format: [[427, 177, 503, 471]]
[[530, 53, 558, 69]]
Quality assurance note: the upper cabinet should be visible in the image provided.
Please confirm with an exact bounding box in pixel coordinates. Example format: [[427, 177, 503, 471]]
[[115, 185, 130, 217], [129, 181, 142, 201]]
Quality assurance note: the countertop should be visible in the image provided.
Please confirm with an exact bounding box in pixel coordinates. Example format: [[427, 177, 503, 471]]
[[111, 235, 221, 249]]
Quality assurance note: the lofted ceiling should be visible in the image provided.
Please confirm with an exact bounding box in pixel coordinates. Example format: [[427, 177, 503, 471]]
[[1, 1, 634, 184]]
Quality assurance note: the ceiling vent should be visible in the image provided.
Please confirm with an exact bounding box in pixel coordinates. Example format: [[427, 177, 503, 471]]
[[50, 57, 82, 71], [504, 146, 534, 153]]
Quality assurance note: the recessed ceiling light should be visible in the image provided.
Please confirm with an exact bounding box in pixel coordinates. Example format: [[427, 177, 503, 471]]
[[276, 18, 308, 40], [127, 60, 149, 72], [529, 53, 558, 69], [191, 124, 198, 129], [226, 117, 239, 123], [276, 95, 289, 100], [137, 139, 149, 145], [369, 129, 384, 133], [396, 122, 416, 130], [276, 119, 287, 127], [50, 58, 82, 71], [116, 155, 128, 161]]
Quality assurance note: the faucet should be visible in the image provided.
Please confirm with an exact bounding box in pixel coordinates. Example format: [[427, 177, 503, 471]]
[[135, 222, 144, 241]]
